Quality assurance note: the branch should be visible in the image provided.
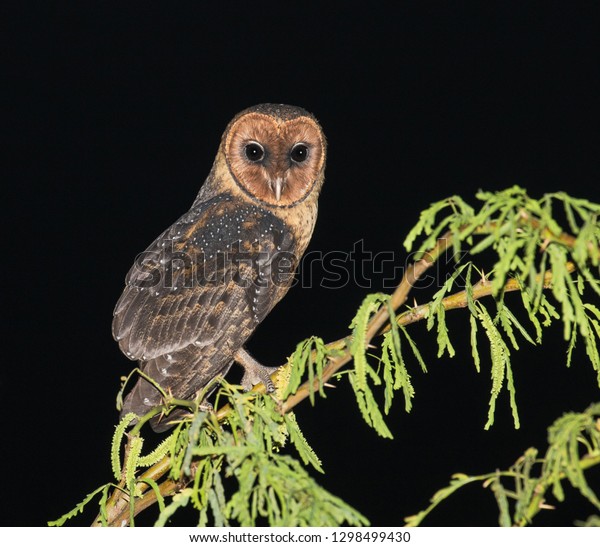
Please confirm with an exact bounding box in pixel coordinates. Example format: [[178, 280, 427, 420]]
[[280, 249, 442, 414], [388, 261, 577, 331], [515, 452, 600, 526], [95, 457, 185, 527], [95, 208, 592, 525], [405, 405, 600, 527], [94, 453, 173, 527]]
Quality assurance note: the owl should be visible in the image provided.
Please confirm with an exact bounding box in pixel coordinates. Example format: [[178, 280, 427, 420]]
[[113, 104, 326, 431]]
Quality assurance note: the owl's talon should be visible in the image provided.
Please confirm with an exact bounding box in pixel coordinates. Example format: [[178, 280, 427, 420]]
[[198, 401, 213, 412], [236, 347, 279, 392], [241, 367, 278, 392]]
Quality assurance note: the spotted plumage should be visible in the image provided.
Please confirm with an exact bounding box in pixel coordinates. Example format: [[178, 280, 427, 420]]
[[113, 104, 326, 431]]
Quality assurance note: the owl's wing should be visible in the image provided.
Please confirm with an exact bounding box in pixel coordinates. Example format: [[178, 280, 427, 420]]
[[112, 195, 296, 362]]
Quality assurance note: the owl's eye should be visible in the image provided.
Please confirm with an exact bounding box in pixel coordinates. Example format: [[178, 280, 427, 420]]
[[244, 142, 265, 162], [290, 143, 309, 163]]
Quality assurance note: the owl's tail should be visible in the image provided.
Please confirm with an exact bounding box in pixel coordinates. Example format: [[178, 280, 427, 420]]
[[119, 355, 188, 433], [119, 353, 234, 433]]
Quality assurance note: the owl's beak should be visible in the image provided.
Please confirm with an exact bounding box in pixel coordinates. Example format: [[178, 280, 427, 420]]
[[272, 177, 284, 202]]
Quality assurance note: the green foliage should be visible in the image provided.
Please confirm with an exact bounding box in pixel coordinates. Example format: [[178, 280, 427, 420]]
[[347, 294, 428, 438], [475, 300, 520, 429], [405, 185, 599, 298], [381, 314, 427, 415], [400, 186, 600, 427], [51, 382, 367, 527], [49, 484, 112, 527], [52, 186, 600, 527], [283, 335, 330, 403], [575, 515, 600, 526], [404, 194, 475, 258], [405, 402, 600, 526], [349, 294, 395, 438], [111, 412, 137, 479], [544, 402, 600, 510], [283, 412, 323, 472], [427, 264, 470, 357]]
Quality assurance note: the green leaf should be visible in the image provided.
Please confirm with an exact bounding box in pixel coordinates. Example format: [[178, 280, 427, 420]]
[[381, 331, 414, 413], [283, 336, 329, 402], [497, 301, 537, 350], [139, 477, 166, 514], [137, 430, 178, 468], [111, 412, 137, 480], [490, 474, 512, 527], [470, 313, 481, 373], [125, 436, 144, 486], [434, 304, 455, 358], [284, 412, 323, 472], [476, 302, 519, 429], [348, 371, 393, 439], [155, 488, 193, 527], [48, 484, 111, 527], [183, 411, 208, 476], [405, 474, 486, 527], [399, 324, 428, 373], [349, 293, 389, 391]]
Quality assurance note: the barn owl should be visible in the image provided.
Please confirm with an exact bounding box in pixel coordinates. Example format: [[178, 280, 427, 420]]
[[113, 104, 326, 431]]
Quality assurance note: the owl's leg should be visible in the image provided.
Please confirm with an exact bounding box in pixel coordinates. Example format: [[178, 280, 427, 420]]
[[234, 347, 279, 392]]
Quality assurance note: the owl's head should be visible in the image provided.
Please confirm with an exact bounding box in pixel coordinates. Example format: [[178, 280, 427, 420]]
[[222, 104, 326, 208]]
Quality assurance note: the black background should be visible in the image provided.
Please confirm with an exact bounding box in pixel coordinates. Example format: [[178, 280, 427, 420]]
[[3, 2, 599, 527]]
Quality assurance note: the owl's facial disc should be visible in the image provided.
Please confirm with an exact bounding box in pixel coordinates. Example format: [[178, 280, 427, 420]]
[[225, 112, 325, 207]]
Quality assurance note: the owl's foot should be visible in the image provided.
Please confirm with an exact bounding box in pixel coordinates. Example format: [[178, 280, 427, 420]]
[[234, 347, 279, 392], [198, 400, 214, 412]]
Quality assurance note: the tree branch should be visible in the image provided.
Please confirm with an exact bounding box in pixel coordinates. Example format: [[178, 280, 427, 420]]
[[95, 212, 590, 526], [515, 452, 600, 526]]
